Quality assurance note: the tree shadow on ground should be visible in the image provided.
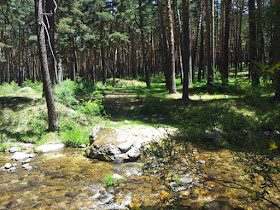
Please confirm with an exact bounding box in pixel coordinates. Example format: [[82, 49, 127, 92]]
[[0, 129, 41, 143], [0, 97, 38, 111], [103, 88, 279, 155]]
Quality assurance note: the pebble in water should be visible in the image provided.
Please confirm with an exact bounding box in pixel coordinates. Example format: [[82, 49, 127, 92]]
[[4, 163, 12, 169]]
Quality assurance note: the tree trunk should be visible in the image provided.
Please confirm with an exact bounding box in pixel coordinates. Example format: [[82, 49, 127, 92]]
[[158, 0, 170, 90], [256, 0, 265, 62], [220, 0, 233, 86], [34, 0, 58, 131], [192, 0, 204, 83], [272, 0, 280, 100], [182, 0, 190, 101], [234, 0, 239, 77], [198, 23, 205, 82], [205, 0, 213, 85], [46, 0, 58, 84], [249, 0, 259, 87], [212, 0, 215, 70], [99, 7, 106, 85], [18, 23, 23, 86], [176, 7, 184, 84], [138, 0, 151, 88], [165, 0, 177, 93]]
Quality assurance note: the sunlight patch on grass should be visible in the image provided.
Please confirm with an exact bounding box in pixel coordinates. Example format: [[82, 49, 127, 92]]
[[190, 94, 237, 100], [164, 93, 182, 99]]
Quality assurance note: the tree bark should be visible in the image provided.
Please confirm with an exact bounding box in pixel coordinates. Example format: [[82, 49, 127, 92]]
[[256, 0, 265, 62], [34, 0, 58, 131], [198, 23, 205, 82], [165, 0, 177, 93], [99, 7, 106, 85], [138, 0, 151, 88], [248, 0, 259, 87], [212, 0, 215, 70], [46, 0, 58, 84], [220, 0, 233, 86], [205, 0, 213, 85], [182, 0, 190, 101], [158, 0, 170, 89]]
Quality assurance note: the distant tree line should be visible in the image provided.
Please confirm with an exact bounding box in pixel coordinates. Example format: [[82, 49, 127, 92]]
[[0, 0, 280, 100]]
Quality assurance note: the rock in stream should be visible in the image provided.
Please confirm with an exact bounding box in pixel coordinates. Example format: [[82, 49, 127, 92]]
[[86, 125, 169, 163]]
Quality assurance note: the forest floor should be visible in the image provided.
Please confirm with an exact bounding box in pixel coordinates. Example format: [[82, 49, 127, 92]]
[[0, 77, 280, 209], [100, 79, 280, 209]]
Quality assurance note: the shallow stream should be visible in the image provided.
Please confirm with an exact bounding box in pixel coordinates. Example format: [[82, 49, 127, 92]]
[[0, 148, 147, 209]]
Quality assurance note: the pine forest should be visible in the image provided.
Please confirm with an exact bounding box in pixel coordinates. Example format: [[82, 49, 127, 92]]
[[0, 0, 280, 209]]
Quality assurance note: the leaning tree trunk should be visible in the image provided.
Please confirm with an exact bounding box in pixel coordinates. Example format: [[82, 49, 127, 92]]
[[34, 0, 58, 131], [182, 0, 190, 101]]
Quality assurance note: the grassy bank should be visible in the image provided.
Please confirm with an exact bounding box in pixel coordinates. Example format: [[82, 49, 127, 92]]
[[0, 74, 279, 155]]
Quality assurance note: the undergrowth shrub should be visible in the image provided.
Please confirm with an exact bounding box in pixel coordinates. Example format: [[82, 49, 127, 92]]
[[0, 132, 11, 151], [24, 109, 47, 134], [0, 81, 20, 95], [60, 126, 90, 147], [22, 80, 43, 93], [78, 91, 104, 116], [57, 111, 87, 131], [177, 102, 263, 151], [54, 79, 79, 107]]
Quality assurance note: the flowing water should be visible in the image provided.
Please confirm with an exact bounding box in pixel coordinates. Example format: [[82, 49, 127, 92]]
[[1, 148, 279, 209], [0, 149, 147, 209]]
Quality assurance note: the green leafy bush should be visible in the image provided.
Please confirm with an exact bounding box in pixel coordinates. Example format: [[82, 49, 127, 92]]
[[0, 81, 20, 96], [22, 80, 43, 93], [78, 91, 104, 116], [54, 79, 79, 107], [58, 113, 80, 131], [60, 126, 90, 147], [0, 133, 11, 151]]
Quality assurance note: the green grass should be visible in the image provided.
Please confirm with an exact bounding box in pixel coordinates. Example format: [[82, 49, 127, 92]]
[[103, 173, 125, 187], [98, 75, 279, 154], [60, 126, 90, 147], [0, 71, 279, 154]]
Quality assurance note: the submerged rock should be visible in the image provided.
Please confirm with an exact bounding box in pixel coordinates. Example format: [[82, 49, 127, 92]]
[[179, 177, 193, 185], [65, 190, 81, 199], [22, 163, 29, 168], [4, 163, 12, 169], [204, 196, 239, 210], [112, 174, 125, 180]]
